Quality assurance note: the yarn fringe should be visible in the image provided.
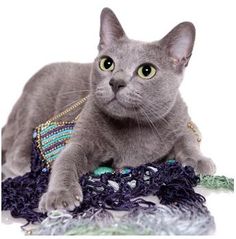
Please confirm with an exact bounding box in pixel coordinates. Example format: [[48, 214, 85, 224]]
[[199, 175, 234, 191], [30, 204, 215, 235]]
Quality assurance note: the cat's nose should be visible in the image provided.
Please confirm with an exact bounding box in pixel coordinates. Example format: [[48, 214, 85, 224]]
[[109, 78, 126, 94]]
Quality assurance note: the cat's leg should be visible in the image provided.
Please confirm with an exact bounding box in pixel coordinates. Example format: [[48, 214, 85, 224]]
[[2, 118, 35, 177], [38, 143, 99, 212], [174, 123, 216, 175], [2, 96, 34, 177]]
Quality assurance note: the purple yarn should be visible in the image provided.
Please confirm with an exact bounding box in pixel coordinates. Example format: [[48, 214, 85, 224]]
[[76, 160, 204, 215], [2, 137, 206, 225], [2, 142, 48, 224]]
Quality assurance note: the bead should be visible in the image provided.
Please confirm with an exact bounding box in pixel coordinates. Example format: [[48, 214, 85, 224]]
[[32, 131, 37, 139], [42, 168, 48, 173], [94, 167, 114, 176], [167, 159, 176, 164], [187, 121, 202, 143], [121, 168, 131, 174]]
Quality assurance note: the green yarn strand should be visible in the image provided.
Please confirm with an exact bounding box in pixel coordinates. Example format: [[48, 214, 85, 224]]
[[65, 224, 151, 235], [199, 175, 234, 191]]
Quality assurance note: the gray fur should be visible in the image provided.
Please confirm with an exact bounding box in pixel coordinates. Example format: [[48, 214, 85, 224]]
[[2, 8, 215, 212]]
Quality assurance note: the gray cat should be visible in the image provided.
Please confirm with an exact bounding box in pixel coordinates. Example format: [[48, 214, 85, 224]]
[[2, 8, 215, 212]]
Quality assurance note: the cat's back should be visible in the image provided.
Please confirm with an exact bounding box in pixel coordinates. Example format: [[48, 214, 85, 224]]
[[24, 62, 92, 97], [23, 62, 92, 119]]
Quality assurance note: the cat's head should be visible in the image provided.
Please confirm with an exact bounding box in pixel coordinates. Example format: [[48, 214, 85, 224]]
[[90, 8, 195, 122]]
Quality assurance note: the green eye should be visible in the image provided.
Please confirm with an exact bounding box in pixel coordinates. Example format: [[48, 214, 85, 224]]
[[99, 56, 115, 71], [137, 64, 157, 79]]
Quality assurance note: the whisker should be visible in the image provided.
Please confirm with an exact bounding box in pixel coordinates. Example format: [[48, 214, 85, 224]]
[[139, 106, 166, 148], [145, 106, 171, 129], [132, 105, 142, 145], [141, 103, 176, 127], [142, 104, 181, 138]]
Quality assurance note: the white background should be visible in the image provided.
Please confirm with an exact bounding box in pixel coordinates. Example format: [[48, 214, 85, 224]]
[[0, 0, 235, 238]]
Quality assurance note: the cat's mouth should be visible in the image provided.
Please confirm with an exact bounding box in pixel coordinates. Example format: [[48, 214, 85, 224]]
[[107, 97, 139, 110]]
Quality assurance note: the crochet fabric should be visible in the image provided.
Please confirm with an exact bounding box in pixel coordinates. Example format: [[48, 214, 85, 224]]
[[1, 123, 233, 235]]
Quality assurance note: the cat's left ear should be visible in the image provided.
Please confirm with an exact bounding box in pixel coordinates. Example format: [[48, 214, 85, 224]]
[[160, 22, 196, 68], [98, 8, 127, 50]]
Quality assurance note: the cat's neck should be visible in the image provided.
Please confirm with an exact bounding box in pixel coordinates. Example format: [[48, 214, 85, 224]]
[[88, 92, 188, 130]]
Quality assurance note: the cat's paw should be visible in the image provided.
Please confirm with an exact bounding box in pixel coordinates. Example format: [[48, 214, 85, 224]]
[[195, 156, 216, 175], [180, 155, 216, 175], [38, 183, 83, 212]]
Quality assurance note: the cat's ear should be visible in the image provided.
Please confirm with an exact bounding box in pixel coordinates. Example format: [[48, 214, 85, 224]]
[[98, 8, 126, 50], [160, 22, 195, 67]]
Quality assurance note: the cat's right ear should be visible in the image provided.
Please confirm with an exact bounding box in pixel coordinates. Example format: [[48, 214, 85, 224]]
[[98, 8, 127, 51]]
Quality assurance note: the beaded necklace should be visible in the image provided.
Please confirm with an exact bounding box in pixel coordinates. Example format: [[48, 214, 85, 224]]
[[33, 96, 88, 170]]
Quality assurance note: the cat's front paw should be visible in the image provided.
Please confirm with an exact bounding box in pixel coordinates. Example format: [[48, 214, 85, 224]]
[[195, 156, 216, 175], [38, 183, 83, 212], [179, 155, 216, 175]]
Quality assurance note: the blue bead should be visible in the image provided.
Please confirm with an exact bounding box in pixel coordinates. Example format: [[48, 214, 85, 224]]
[[167, 159, 176, 164], [32, 131, 37, 139], [121, 168, 131, 174], [42, 168, 48, 173]]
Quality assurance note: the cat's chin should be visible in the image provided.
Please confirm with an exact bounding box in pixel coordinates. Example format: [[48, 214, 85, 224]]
[[108, 98, 138, 110], [95, 97, 136, 120]]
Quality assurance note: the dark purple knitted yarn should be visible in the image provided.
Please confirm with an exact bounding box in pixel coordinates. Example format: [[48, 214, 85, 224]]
[[76, 160, 204, 215], [2, 141, 49, 224], [2, 137, 205, 224]]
